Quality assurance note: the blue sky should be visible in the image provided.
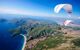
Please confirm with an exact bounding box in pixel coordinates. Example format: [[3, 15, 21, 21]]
[[0, 0, 80, 17]]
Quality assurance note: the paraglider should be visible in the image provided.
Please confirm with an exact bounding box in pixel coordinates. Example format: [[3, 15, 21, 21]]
[[63, 20, 72, 26], [54, 4, 73, 26], [54, 4, 72, 17]]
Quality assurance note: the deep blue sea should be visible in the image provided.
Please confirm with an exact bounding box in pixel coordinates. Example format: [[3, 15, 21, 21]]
[[0, 22, 24, 50]]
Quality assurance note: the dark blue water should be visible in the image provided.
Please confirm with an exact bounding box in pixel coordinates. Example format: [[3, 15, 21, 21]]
[[0, 22, 24, 50]]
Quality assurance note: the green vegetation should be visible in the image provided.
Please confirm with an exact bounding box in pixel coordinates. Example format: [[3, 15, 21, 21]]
[[64, 26, 80, 30], [9, 18, 80, 50], [9, 20, 61, 40], [33, 33, 66, 50], [72, 37, 80, 47], [9, 28, 21, 37], [72, 27, 80, 30]]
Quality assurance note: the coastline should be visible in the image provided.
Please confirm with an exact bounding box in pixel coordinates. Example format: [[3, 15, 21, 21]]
[[20, 34, 27, 50]]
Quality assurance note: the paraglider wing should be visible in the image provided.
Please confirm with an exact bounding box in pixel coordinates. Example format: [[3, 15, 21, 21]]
[[54, 4, 72, 14], [63, 4, 72, 13], [54, 4, 66, 13]]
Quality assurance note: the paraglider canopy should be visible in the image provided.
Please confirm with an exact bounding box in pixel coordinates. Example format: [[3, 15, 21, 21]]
[[54, 4, 72, 14]]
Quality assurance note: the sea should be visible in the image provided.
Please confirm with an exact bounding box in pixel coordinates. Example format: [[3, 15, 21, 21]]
[[0, 22, 24, 50]]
